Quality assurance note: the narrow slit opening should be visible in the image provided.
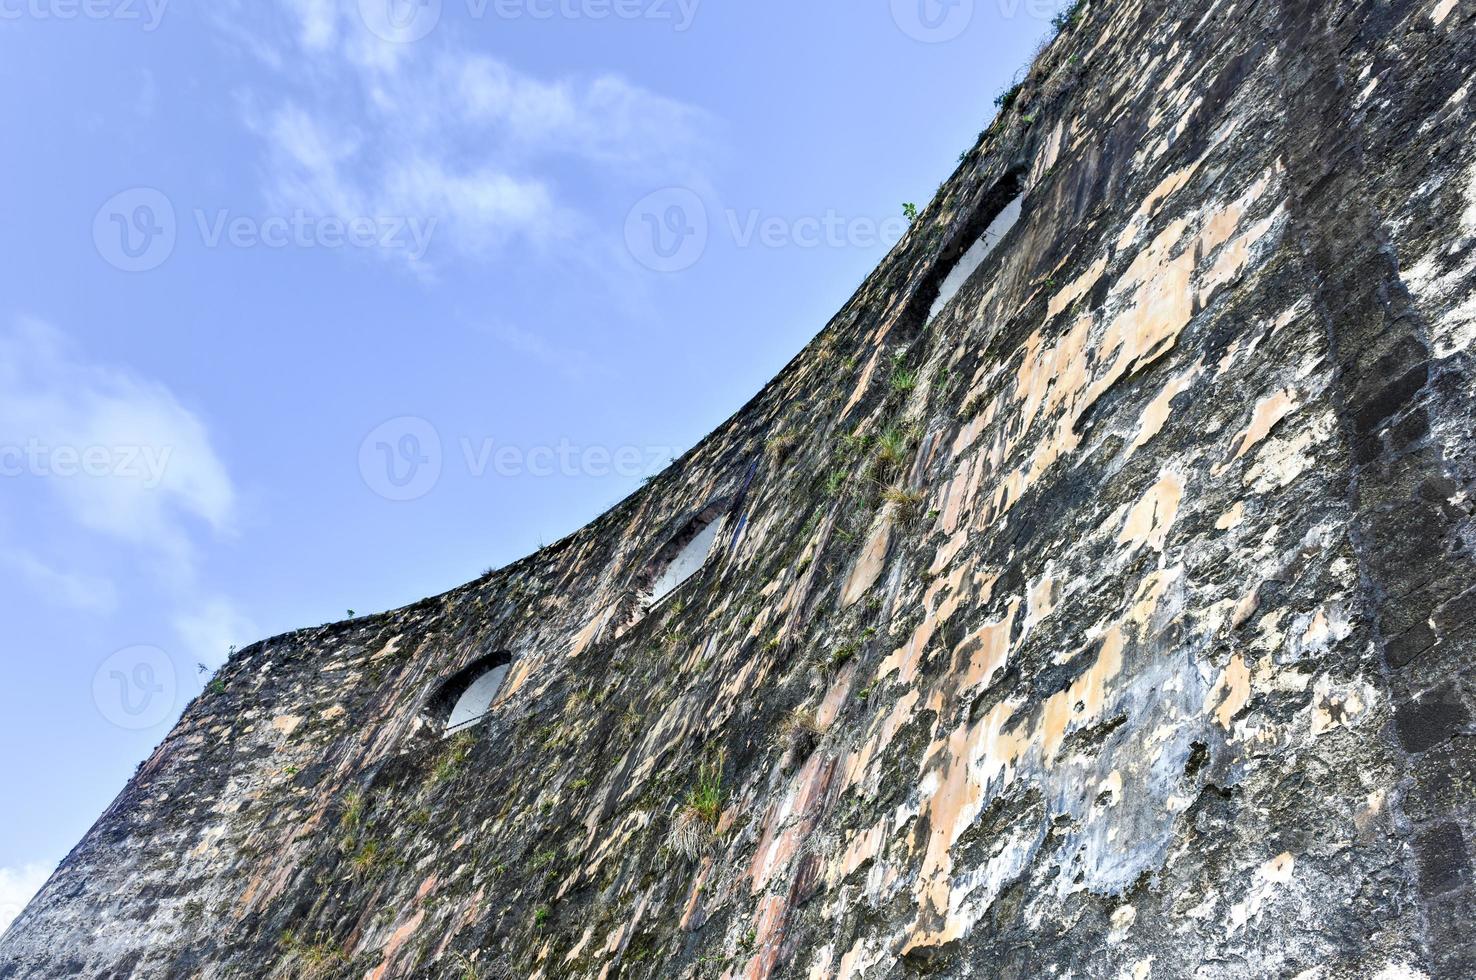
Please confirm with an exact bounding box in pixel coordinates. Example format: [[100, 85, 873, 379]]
[[928, 193, 1025, 320], [639, 496, 735, 609], [904, 166, 1028, 332]]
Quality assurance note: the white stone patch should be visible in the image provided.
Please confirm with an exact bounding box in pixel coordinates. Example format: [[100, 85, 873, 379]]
[[944, 828, 1039, 940], [1287, 602, 1354, 659], [1309, 673, 1376, 736], [1030, 119, 1067, 187], [1401, 247, 1476, 357], [1253, 608, 1288, 656], [1244, 411, 1337, 492], [1254, 658, 1313, 694], [1097, 770, 1124, 807], [1371, 965, 1430, 980], [1463, 161, 1476, 236], [1108, 904, 1136, 944], [804, 945, 835, 980], [835, 934, 886, 980], [1122, 957, 1155, 980], [1044, 638, 1209, 899], [1227, 852, 1296, 935], [370, 634, 402, 661]]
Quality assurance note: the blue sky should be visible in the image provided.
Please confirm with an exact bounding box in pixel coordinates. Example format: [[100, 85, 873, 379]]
[[0, 0, 1064, 927]]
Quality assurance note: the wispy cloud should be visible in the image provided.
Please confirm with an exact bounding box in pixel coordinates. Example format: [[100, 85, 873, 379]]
[[0, 316, 254, 677], [0, 550, 118, 615], [211, 0, 715, 272], [174, 597, 260, 670], [0, 318, 234, 582], [0, 862, 51, 936], [479, 319, 607, 383]]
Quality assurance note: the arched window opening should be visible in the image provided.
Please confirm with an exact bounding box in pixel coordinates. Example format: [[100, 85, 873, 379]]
[[446, 664, 509, 733], [424, 652, 512, 737]]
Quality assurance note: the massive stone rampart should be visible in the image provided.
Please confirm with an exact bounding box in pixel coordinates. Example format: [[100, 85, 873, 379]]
[[4, 0, 1475, 976]]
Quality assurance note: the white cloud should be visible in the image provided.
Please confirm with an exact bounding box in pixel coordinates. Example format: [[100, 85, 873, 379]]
[[440, 56, 710, 172], [0, 318, 235, 580], [134, 68, 158, 120], [286, 0, 337, 50], [0, 863, 51, 936], [175, 597, 260, 670], [0, 550, 118, 615], [211, 0, 715, 270], [0, 318, 256, 664], [479, 319, 605, 383]]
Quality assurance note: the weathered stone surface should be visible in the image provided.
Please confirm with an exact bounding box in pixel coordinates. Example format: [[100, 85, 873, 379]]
[[4, 0, 1476, 976]]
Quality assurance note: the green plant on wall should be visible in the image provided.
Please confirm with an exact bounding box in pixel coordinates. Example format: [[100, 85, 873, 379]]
[[686, 755, 724, 828], [280, 930, 347, 979], [432, 732, 477, 785], [349, 839, 386, 876], [665, 749, 727, 862], [873, 426, 914, 478], [1052, 0, 1085, 32], [828, 641, 860, 670], [883, 485, 926, 523]]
